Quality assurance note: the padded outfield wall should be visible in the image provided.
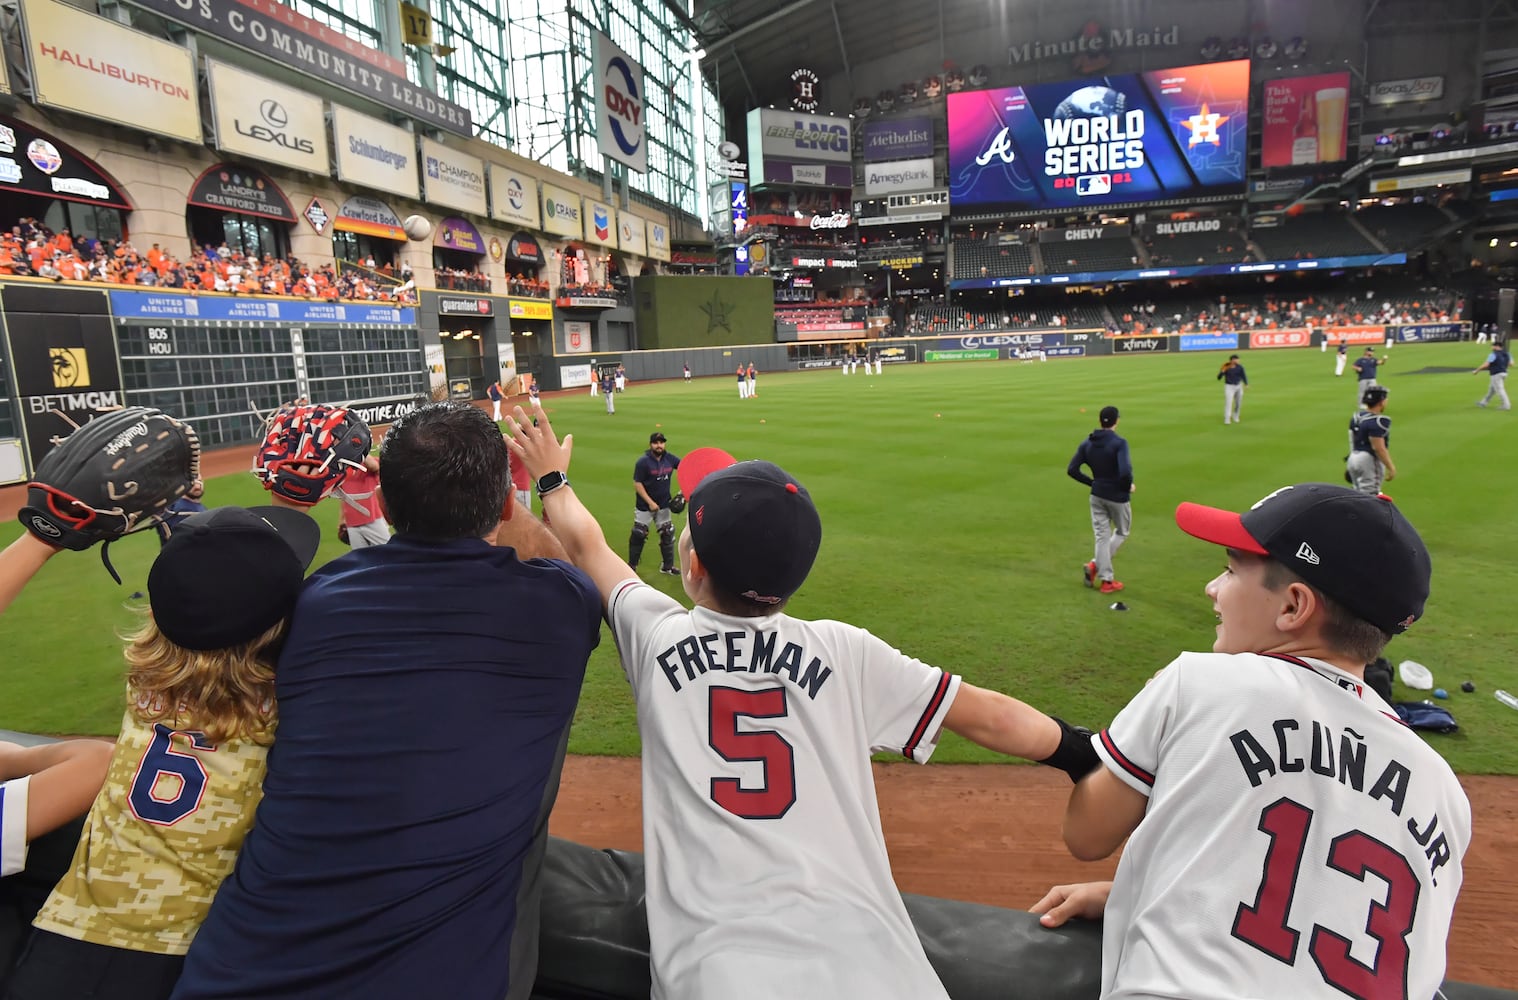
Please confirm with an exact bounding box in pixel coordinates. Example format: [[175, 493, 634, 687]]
[[630, 276, 776, 350]]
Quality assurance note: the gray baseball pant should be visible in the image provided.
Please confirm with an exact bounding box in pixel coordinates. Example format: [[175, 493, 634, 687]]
[[1089, 496, 1131, 583]]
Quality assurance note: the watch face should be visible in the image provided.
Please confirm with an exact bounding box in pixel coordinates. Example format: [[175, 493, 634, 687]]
[[537, 471, 568, 493]]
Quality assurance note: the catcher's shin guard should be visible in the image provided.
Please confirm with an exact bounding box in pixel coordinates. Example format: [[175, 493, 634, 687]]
[[658, 521, 675, 570], [628, 521, 649, 567]]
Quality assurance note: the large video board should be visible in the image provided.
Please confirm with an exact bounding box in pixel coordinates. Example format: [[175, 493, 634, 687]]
[[948, 60, 1249, 210]]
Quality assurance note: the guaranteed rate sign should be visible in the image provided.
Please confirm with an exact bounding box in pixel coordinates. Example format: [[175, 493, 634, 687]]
[[948, 60, 1249, 210]]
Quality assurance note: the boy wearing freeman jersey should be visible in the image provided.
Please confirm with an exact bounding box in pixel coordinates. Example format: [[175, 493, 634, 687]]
[[1034, 484, 1471, 1000], [503, 406, 1100, 1000]]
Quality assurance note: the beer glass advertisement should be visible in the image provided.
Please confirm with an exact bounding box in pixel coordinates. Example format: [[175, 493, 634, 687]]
[[1260, 72, 1350, 168], [947, 60, 1248, 210]]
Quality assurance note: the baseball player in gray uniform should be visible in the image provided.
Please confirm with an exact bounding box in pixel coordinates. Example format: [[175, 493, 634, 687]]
[[1347, 386, 1395, 495], [1474, 339, 1511, 410], [1217, 355, 1247, 425], [1351, 347, 1386, 404]]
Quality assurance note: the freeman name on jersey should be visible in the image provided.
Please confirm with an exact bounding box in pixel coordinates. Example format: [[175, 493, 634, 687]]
[[655, 626, 833, 699]]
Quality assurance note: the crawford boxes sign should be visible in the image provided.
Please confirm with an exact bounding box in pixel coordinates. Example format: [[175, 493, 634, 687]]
[[122, 0, 471, 135]]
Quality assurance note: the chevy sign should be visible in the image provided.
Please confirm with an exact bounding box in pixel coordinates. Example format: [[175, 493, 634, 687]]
[[862, 117, 934, 162]]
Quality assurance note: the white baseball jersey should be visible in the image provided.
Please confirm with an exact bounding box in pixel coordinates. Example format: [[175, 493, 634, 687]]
[[1, 775, 31, 877], [607, 579, 962, 1000], [1094, 652, 1470, 1000]]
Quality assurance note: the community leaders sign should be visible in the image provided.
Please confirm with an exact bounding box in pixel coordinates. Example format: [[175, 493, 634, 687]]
[[21, 0, 200, 144]]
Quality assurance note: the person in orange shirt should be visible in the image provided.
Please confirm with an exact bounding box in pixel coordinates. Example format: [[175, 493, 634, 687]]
[[55, 229, 73, 256]]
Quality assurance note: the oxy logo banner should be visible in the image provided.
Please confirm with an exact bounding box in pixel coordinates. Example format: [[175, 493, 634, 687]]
[[948, 59, 1249, 210], [595, 32, 646, 172]]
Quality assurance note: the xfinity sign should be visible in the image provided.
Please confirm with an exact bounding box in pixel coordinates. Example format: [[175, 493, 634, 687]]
[[595, 32, 647, 173]]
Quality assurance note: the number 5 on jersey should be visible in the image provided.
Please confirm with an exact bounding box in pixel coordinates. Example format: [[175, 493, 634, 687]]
[[708, 686, 797, 820]]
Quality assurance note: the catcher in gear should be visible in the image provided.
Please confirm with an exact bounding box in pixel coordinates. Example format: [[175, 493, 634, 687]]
[[253, 403, 372, 506], [18, 407, 200, 582]]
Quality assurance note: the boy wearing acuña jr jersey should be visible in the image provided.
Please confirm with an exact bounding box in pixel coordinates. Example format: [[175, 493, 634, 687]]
[[1036, 484, 1470, 1000], [504, 406, 1099, 1000]]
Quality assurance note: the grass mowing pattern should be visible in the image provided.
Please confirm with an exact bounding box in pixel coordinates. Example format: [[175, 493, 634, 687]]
[[2, 342, 1513, 771]]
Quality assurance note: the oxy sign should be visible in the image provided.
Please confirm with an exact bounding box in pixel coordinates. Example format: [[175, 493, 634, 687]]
[[595, 32, 646, 173]]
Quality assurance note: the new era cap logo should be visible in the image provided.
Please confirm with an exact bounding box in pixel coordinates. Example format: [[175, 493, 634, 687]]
[[1295, 542, 1320, 565]]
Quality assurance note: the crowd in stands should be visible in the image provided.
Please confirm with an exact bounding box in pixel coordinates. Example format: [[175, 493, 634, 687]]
[[1142, 225, 1254, 267], [558, 282, 627, 303], [1, 219, 421, 303], [435, 266, 490, 293], [506, 274, 551, 298], [1116, 285, 1464, 335], [903, 303, 1107, 333]]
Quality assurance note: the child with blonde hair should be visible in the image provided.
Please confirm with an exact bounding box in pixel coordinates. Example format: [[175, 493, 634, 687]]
[[4, 505, 318, 1000]]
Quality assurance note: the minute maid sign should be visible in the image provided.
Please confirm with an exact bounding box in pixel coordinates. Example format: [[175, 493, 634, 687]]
[[541, 182, 583, 239]]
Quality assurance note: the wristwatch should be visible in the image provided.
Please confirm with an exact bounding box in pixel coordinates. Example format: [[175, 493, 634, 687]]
[[535, 470, 570, 498]]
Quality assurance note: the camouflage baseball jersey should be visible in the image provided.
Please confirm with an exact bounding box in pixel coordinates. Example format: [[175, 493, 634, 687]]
[[33, 709, 268, 954]]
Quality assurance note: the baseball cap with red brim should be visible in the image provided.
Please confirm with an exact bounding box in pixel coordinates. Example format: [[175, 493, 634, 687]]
[[678, 448, 822, 608], [1175, 483, 1430, 636]]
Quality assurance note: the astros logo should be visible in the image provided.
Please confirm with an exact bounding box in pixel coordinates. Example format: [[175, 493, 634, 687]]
[[1182, 104, 1229, 147]]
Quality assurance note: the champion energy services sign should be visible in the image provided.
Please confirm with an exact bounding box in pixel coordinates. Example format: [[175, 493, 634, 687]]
[[21, 0, 201, 144], [420, 137, 486, 216]]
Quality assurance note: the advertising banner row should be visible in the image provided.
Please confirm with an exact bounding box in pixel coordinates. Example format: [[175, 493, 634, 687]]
[[13, 0, 669, 260]]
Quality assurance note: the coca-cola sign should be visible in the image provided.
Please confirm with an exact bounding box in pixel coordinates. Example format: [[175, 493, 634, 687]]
[[809, 211, 852, 230]]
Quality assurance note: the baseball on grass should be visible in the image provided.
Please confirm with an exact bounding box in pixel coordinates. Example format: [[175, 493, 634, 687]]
[[402, 214, 433, 241]]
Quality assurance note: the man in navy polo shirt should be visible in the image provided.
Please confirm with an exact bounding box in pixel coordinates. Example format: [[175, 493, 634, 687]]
[[1474, 338, 1511, 410], [172, 403, 601, 1000]]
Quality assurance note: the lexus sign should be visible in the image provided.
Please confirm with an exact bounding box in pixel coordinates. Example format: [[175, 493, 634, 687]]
[[207, 60, 329, 175]]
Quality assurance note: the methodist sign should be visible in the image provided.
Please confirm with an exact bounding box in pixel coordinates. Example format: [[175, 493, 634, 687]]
[[420, 137, 486, 216], [595, 32, 647, 173], [21, 0, 200, 144], [207, 60, 329, 175], [122, 0, 470, 135], [332, 105, 420, 201]]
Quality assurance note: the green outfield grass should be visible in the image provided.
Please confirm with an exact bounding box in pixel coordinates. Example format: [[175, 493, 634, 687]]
[[3, 341, 1514, 772]]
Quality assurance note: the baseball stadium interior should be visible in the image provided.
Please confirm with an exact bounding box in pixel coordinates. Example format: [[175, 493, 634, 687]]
[[1, 0, 1516, 996]]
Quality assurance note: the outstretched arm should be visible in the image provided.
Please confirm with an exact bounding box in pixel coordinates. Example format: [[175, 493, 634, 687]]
[[0, 533, 62, 617], [0, 739, 114, 842], [941, 683, 1061, 761], [504, 406, 635, 608]]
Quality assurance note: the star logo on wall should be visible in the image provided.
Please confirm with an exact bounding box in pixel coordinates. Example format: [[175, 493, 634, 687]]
[[700, 290, 733, 334], [1181, 103, 1230, 147]]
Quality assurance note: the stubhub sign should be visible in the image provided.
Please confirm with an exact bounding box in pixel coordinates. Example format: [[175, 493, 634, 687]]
[[864, 158, 935, 196]]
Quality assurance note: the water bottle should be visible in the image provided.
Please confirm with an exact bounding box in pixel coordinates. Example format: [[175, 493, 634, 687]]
[[1497, 690, 1518, 711]]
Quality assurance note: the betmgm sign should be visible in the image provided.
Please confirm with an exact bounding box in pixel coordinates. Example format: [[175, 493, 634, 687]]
[[3, 287, 125, 471]]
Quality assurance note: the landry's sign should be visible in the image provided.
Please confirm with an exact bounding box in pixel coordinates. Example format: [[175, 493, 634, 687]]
[[22, 0, 201, 144], [188, 163, 295, 222], [122, 0, 470, 135]]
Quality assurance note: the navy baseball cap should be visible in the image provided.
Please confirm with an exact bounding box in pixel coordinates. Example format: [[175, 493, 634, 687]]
[[1175, 484, 1431, 635], [679, 449, 822, 607], [1099, 406, 1120, 427], [149, 506, 320, 650], [649, 432, 667, 443]]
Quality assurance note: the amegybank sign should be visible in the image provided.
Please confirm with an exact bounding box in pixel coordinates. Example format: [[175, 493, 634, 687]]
[[332, 105, 419, 201], [208, 60, 329, 175], [21, 0, 200, 143], [864, 158, 934, 196]]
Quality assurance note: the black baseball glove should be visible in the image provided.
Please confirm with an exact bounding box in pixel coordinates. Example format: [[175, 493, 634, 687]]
[[253, 403, 372, 506], [668, 493, 686, 514], [19, 407, 201, 580]]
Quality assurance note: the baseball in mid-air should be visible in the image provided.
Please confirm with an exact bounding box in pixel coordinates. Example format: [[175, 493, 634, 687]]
[[402, 215, 433, 241]]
